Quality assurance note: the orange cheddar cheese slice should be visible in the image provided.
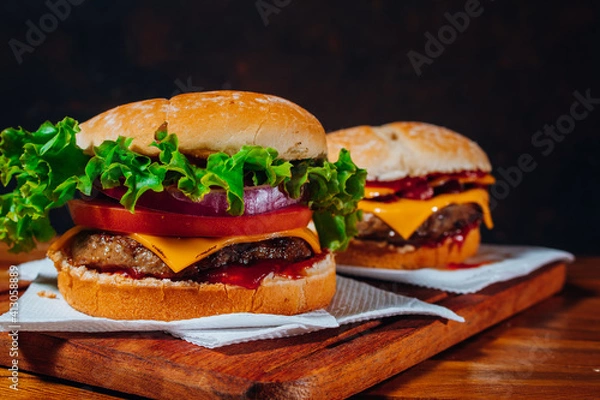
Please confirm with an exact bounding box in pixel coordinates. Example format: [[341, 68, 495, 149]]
[[359, 188, 493, 240]]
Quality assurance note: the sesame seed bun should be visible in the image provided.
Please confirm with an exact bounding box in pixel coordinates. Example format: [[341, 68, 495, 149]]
[[326, 122, 491, 181], [77, 91, 327, 160]]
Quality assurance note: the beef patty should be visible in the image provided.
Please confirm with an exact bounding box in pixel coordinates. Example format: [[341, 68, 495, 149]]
[[69, 232, 314, 280], [356, 203, 482, 247]]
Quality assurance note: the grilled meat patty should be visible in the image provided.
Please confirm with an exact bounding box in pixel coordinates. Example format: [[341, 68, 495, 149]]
[[356, 203, 482, 247], [69, 232, 314, 280]]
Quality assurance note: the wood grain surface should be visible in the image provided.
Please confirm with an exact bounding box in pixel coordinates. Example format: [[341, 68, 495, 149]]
[[356, 257, 600, 399], [0, 250, 597, 399]]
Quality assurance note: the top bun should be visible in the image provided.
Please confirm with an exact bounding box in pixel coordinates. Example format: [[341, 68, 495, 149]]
[[327, 122, 491, 181], [77, 91, 327, 160]]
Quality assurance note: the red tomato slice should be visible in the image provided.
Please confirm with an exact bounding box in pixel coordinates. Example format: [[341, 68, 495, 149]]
[[67, 199, 313, 237]]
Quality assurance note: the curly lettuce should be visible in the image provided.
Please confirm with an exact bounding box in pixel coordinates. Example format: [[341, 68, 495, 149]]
[[0, 118, 365, 253], [0, 118, 88, 252]]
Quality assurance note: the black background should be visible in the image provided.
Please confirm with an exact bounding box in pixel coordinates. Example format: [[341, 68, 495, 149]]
[[1, 0, 598, 254]]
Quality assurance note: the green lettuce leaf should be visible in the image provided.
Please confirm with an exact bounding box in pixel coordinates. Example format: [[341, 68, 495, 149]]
[[0, 118, 89, 252], [288, 149, 367, 251], [151, 130, 293, 216], [0, 118, 365, 253]]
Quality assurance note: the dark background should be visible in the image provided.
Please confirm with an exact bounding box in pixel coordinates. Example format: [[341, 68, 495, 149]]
[[0, 0, 598, 254]]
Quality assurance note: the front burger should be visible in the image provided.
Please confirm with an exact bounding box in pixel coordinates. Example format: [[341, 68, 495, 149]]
[[326, 121, 494, 270], [0, 91, 365, 320]]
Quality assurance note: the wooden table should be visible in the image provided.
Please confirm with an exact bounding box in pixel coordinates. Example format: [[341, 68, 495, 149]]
[[0, 246, 598, 399]]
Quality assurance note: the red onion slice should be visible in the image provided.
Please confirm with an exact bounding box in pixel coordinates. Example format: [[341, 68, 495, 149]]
[[101, 185, 302, 216]]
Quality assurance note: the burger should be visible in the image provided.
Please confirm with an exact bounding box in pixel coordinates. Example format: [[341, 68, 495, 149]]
[[0, 91, 365, 320], [326, 121, 494, 270]]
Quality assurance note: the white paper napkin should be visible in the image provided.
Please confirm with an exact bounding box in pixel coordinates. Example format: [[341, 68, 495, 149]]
[[0, 258, 463, 348], [337, 244, 574, 294]]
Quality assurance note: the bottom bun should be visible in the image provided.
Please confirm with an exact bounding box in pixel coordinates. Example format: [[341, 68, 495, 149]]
[[48, 250, 336, 321], [335, 228, 481, 270]]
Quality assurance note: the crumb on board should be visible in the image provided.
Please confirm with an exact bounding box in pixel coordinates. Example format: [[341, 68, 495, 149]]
[[37, 290, 57, 299]]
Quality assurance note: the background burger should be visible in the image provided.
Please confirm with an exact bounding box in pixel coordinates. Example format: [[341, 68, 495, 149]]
[[0, 91, 365, 320], [326, 121, 494, 270]]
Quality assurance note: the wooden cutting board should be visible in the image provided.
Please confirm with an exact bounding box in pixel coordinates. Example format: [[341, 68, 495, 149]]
[[0, 262, 566, 399]]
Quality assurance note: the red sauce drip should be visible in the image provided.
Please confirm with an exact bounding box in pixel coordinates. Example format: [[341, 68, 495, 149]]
[[426, 170, 488, 181], [198, 253, 327, 289], [367, 176, 431, 200], [366, 170, 488, 200], [447, 261, 489, 270], [94, 252, 329, 290]]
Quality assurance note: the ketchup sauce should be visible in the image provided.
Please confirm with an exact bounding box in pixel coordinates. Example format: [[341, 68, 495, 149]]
[[367, 170, 488, 200], [94, 252, 329, 290], [199, 252, 328, 289], [446, 261, 489, 270]]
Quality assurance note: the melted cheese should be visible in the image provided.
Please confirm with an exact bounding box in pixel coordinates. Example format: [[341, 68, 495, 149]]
[[359, 188, 493, 240], [364, 187, 396, 198], [52, 227, 321, 273]]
